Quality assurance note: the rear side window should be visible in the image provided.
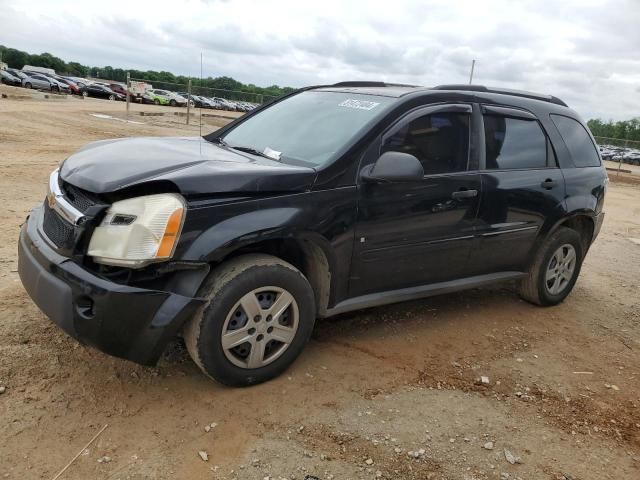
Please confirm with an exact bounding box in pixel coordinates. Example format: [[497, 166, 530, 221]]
[[382, 112, 470, 175], [551, 115, 601, 167], [483, 115, 547, 169]]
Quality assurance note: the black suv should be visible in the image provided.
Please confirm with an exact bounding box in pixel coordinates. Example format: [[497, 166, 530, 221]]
[[18, 82, 606, 386]]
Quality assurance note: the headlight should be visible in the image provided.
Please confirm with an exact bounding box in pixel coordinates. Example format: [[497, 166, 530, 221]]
[[88, 193, 185, 268]]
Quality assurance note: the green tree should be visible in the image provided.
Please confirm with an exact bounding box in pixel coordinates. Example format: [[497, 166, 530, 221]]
[[0, 46, 29, 69], [66, 62, 89, 76]]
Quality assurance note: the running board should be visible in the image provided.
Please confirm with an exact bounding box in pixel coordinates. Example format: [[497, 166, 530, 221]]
[[324, 271, 525, 317]]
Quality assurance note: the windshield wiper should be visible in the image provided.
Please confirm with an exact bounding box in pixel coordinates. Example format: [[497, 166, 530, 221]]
[[229, 145, 282, 161], [214, 137, 282, 161]]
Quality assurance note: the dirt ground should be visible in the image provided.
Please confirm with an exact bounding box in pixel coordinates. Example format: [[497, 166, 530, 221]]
[[0, 86, 638, 480]]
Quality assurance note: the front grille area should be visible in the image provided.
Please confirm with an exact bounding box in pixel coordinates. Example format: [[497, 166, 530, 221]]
[[43, 202, 74, 248], [60, 181, 99, 213]]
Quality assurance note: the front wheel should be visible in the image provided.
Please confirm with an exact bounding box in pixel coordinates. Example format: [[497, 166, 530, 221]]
[[169, 99, 176, 107], [25, 82, 32, 89], [184, 254, 316, 387], [108, 94, 115, 101], [153, 99, 160, 105], [518, 227, 584, 306]]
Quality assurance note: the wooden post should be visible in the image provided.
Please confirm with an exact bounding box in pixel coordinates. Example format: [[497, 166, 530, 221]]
[[126, 72, 130, 122], [186, 79, 192, 125]]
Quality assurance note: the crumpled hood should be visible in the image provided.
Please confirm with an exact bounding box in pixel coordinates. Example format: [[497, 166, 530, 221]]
[[60, 136, 316, 195]]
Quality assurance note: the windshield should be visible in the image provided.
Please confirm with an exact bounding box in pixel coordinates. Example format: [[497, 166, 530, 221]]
[[220, 91, 394, 167]]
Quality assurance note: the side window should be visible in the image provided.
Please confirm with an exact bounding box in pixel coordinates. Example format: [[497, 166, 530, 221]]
[[551, 114, 601, 167], [483, 115, 547, 169], [382, 112, 470, 175]]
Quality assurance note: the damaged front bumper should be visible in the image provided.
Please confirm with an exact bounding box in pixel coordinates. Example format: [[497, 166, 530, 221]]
[[18, 205, 205, 366]]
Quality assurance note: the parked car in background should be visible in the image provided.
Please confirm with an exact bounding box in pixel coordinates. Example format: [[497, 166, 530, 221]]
[[210, 97, 235, 110], [6, 68, 29, 82], [108, 83, 130, 98], [143, 89, 187, 107], [199, 96, 218, 108], [62, 76, 90, 88], [177, 93, 212, 108], [43, 74, 81, 95], [0, 69, 22, 86], [22, 73, 70, 93], [22, 65, 56, 75], [209, 97, 238, 110], [81, 83, 124, 101]]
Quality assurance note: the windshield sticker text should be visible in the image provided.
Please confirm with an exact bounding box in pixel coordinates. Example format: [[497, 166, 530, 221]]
[[339, 99, 380, 110]]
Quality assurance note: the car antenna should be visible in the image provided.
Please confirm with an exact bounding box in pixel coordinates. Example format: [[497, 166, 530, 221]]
[[199, 52, 203, 138]]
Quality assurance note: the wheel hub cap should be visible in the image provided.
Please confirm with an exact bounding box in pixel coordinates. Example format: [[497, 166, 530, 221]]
[[221, 287, 299, 369]]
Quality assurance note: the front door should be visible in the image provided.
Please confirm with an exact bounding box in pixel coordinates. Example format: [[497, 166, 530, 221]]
[[349, 104, 482, 298]]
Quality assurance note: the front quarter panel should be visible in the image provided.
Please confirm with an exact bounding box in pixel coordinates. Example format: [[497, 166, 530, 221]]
[[176, 188, 358, 306]]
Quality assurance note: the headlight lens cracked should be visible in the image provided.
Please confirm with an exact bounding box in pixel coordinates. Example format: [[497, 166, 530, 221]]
[[88, 193, 185, 268]]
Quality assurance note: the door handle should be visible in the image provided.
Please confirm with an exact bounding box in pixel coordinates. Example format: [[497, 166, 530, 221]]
[[451, 189, 478, 200], [541, 178, 557, 189]]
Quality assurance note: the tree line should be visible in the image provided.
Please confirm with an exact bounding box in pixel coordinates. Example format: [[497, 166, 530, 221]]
[[587, 118, 640, 142], [0, 45, 295, 99]]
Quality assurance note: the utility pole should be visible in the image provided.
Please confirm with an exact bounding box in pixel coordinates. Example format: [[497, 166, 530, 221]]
[[469, 59, 476, 84]]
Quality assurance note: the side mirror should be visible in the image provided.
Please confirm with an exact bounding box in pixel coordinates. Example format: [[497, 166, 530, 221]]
[[362, 151, 424, 182]]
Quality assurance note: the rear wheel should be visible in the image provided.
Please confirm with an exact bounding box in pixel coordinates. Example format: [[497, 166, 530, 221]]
[[108, 94, 115, 101], [184, 254, 316, 387], [81, 90, 88, 97], [25, 82, 32, 89], [153, 99, 160, 105], [518, 227, 584, 306]]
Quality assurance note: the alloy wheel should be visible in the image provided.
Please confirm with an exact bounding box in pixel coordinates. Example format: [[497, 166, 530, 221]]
[[221, 287, 299, 369], [545, 243, 576, 295]]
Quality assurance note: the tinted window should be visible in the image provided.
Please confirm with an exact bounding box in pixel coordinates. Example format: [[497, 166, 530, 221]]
[[484, 116, 547, 169], [551, 115, 601, 167], [382, 112, 470, 175]]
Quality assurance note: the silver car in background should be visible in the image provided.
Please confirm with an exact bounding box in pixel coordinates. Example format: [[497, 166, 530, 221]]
[[22, 73, 70, 93]]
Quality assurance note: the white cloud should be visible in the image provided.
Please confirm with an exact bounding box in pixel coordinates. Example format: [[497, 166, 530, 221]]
[[0, 0, 638, 119]]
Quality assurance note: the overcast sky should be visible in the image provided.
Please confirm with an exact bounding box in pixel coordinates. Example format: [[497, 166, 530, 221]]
[[1, 0, 638, 119]]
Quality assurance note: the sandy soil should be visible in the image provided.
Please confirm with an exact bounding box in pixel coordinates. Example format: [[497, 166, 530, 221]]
[[0, 86, 639, 480]]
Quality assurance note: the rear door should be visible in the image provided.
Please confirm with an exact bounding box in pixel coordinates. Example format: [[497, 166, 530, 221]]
[[32, 75, 50, 89], [349, 103, 482, 297], [466, 105, 566, 275]]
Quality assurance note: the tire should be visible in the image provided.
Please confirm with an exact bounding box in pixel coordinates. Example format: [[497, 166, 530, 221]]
[[108, 94, 115, 101], [169, 99, 176, 107], [184, 254, 316, 387], [153, 99, 160, 105], [81, 90, 88, 97], [25, 82, 32, 89], [518, 227, 584, 306]]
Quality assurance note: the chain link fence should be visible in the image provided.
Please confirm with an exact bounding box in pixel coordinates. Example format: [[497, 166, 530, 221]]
[[108, 76, 281, 125], [128, 79, 277, 104], [594, 136, 640, 175], [593, 135, 640, 150]]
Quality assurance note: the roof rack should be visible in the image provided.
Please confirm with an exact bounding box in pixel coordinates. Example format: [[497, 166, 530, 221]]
[[331, 81, 418, 88], [432, 84, 568, 107]]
